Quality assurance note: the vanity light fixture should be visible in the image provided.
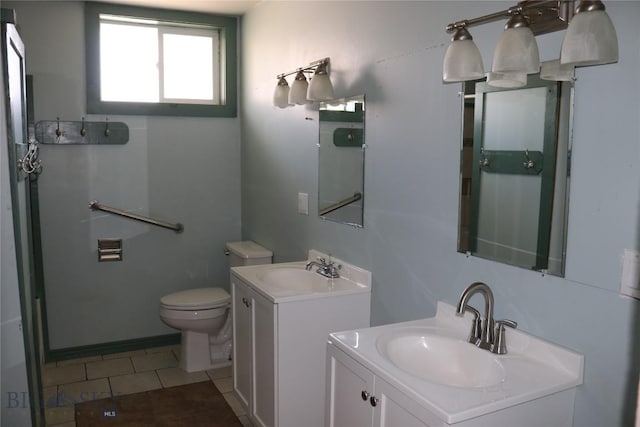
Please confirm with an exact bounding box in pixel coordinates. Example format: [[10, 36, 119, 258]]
[[540, 59, 576, 81], [306, 61, 334, 101], [273, 57, 334, 108], [443, 27, 485, 83], [492, 12, 540, 74], [273, 77, 290, 109], [560, 0, 618, 66], [486, 71, 528, 88], [442, 0, 618, 83], [289, 71, 309, 105]]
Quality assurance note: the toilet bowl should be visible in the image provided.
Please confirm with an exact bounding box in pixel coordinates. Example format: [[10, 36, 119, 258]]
[[160, 287, 232, 372], [159, 241, 272, 373]]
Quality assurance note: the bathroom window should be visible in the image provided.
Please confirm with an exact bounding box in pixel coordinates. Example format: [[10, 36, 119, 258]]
[[85, 2, 237, 117]]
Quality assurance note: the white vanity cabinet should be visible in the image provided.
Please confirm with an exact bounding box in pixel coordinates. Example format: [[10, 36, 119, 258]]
[[327, 343, 435, 427], [231, 261, 371, 427], [232, 276, 275, 427]]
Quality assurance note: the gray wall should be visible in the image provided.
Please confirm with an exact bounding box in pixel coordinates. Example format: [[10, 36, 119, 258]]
[[6, 2, 242, 349], [240, 1, 640, 426]]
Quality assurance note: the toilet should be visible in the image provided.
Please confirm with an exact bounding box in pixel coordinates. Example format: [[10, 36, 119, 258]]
[[159, 241, 272, 372]]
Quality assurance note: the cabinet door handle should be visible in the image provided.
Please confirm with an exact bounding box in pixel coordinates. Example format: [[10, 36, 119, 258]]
[[361, 390, 370, 401], [369, 396, 378, 407], [241, 297, 251, 308]]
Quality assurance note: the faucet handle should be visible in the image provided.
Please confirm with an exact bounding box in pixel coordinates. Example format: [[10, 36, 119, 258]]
[[317, 256, 334, 266], [492, 319, 517, 355], [460, 305, 482, 345]]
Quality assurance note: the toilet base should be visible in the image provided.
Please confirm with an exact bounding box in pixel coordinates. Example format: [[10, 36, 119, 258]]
[[179, 330, 231, 373]]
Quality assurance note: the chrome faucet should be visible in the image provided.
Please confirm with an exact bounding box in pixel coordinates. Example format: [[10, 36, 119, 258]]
[[305, 257, 340, 278], [456, 282, 517, 354], [457, 282, 495, 350]]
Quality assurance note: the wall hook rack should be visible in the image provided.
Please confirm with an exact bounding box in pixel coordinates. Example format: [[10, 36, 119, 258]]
[[35, 117, 129, 145]]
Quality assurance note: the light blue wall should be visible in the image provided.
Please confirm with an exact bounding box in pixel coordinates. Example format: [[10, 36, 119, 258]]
[[240, 2, 640, 426], [5, 1, 243, 349]]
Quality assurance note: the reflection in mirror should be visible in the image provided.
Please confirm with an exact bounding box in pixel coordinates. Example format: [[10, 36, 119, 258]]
[[318, 95, 365, 227], [458, 75, 572, 276]]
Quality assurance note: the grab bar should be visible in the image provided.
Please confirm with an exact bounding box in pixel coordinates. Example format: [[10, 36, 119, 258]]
[[319, 192, 362, 216], [89, 200, 184, 233]]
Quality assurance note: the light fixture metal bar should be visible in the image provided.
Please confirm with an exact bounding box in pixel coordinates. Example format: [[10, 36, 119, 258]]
[[446, 0, 573, 36], [446, 11, 510, 33], [276, 57, 329, 80]]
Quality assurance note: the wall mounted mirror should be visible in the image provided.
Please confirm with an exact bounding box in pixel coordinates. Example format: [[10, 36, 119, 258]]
[[458, 74, 572, 276], [318, 94, 365, 227]]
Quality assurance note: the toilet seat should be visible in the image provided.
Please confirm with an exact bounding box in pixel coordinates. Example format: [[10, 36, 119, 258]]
[[160, 287, 230, 310]]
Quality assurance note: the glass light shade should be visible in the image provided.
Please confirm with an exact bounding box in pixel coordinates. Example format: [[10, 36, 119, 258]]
[[486, 71, 527, 88], [307, 72, 334, 101], [273, 77, 290, 108], [540, 59, 575, 81], [492, 27, 540, 74], [443, 39, 484, 82], [289, 72, 309, 105], [560, 9, 618, 66]]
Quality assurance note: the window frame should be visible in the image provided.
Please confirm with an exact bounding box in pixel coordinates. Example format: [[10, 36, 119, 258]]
[[85, 2, 237, 117]]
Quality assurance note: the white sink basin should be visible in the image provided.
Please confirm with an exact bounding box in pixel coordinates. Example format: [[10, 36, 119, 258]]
[[257, 266, 360, 293], [329, 302, 584, 424], [230, 251, 372, 303], [376, 327, 505, 388]]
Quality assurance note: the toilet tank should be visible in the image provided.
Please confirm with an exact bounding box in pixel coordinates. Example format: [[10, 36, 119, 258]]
[[225, 241, 273, 267]]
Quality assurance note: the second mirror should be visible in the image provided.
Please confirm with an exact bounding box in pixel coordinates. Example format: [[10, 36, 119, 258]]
[[318, 94, 365, 228]]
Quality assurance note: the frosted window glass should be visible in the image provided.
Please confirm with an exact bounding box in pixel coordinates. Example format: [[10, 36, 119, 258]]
[[163, 33, 216, 102], [100, 23, 159, 102]]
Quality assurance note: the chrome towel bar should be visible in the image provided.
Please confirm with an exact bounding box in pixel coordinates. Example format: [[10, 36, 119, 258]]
[[89, 200, 184, 233]]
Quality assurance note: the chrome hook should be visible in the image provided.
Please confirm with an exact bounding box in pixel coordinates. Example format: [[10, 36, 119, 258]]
[[55, 117, 61, 138], [523, 149, 535, 169], [104, 117, 110, 137], [80, 117, 87, 136], [479, 148, 490, 167]]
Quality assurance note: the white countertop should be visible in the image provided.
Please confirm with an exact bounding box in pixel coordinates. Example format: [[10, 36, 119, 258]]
[[230, 250, 371, 303]]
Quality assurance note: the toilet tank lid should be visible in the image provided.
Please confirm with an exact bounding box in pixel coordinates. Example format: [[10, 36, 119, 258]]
[[226, 241, 272, 259], [161, 288, 230, 309]]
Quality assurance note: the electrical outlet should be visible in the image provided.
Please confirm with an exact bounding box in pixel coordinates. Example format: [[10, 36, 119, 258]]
[[620, 249, 640, 299]]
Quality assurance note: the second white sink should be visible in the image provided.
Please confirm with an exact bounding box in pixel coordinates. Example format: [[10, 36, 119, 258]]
[[257, 267, 355, 293], [230, 250, 371, 303], [376, 327, 506, 388]]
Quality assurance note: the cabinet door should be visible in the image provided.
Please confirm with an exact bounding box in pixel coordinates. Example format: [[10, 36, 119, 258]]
[[232, 279, 252, 410], [252, 290, 276, 427], [326, 344, 375, 427], [373, 378, 432, 427]]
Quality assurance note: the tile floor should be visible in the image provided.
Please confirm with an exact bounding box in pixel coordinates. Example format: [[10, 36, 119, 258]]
[[41, 345, 251, 426]]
